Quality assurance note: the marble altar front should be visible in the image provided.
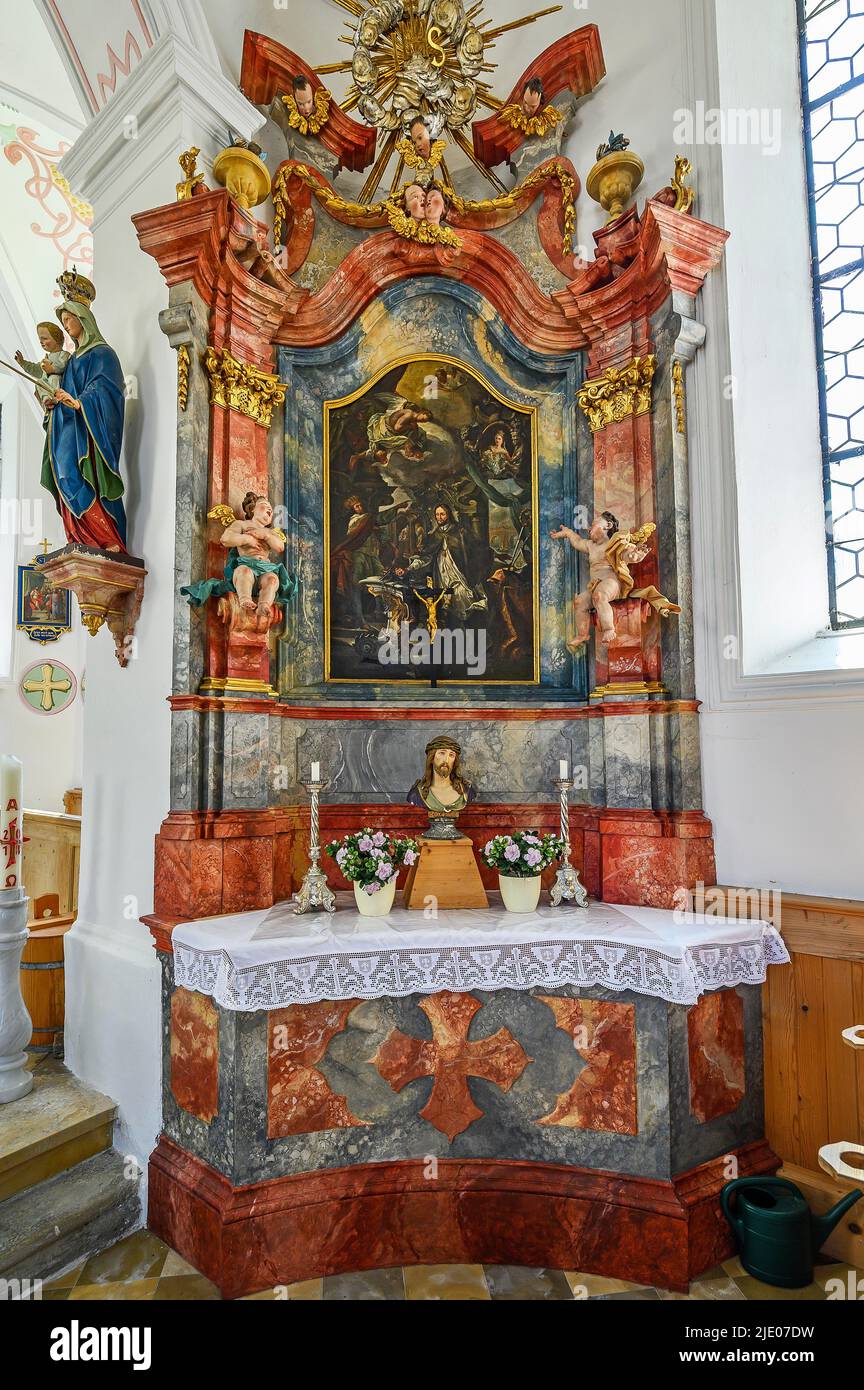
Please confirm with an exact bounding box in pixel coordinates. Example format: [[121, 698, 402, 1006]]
[[147, 901, 787, 1297]]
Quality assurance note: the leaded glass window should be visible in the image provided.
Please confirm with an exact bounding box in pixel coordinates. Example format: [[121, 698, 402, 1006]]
[[799, 0, 864, 627]]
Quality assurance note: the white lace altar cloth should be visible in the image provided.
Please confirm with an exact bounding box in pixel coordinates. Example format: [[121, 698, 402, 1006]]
[[171, 896, 790, 1012]]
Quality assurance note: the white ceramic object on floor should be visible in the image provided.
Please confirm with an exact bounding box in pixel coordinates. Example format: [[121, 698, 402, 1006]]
[[354, 878, 397, 917], [498, 874, 542, 913]]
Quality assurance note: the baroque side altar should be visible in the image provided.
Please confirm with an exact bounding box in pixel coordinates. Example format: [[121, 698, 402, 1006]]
[[129, 4, 787, 1297]]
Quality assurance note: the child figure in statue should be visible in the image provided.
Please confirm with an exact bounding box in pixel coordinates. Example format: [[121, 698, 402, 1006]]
[[15, 323, 70, 407], [552, 513, 680, 650], [181, 494, 297, 619]]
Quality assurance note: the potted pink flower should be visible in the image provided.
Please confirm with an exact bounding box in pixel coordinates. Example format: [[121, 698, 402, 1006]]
[[481, 831, 566, 912], [325, 829, 419, 917]]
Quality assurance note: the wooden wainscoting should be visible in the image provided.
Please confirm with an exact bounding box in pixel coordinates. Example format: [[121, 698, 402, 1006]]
[[699, 890, 864, 1170], [696, 889, 864, 1265]]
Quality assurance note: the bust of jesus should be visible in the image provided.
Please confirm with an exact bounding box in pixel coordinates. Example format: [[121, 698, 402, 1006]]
[[407, 736, 475, 817]]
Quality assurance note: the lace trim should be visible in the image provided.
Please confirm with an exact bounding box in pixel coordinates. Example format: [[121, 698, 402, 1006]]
[[173, 929, 790, 1011]]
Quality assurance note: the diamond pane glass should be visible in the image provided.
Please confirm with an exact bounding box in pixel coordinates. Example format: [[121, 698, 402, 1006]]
[[802, 0, 864, 625]]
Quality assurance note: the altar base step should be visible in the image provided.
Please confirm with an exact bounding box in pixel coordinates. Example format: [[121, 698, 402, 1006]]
[[148, 1136, 779, 1300], [0, 1066, 141, 1284]]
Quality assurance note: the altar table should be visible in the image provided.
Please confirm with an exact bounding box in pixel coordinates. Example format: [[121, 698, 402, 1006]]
[[148, 898, 789, 1298]]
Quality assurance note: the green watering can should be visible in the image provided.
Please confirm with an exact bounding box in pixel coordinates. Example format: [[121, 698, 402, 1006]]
[[721, 1176, 863, 1288]]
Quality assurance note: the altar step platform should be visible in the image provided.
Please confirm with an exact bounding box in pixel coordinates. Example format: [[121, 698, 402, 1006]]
[[146, 895, 790, 1299], [0, 1058, 140, 1286]]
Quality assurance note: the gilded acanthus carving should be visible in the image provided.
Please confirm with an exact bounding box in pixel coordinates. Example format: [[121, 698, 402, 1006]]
[[577, 356, 657, 432], [203, 348, 288, 428]]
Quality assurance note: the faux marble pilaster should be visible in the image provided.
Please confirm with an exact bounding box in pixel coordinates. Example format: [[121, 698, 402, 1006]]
[[160, 286, 212, 699], [652, 295, 706, 704]]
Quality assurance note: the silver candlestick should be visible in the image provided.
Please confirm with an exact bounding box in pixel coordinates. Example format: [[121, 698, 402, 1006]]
[[550, 777, 589, 908], [292, 779, 336, 915]]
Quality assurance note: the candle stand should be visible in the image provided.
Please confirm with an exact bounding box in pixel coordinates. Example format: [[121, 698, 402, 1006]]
[[550, 776, 589, 908], [292, 778, 336, 915]]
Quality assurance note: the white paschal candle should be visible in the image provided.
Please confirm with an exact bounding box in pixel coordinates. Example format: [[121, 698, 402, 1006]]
[[311, 762, 321, 782], [0, 755, 23, 893], [559, 760, 569, 781]]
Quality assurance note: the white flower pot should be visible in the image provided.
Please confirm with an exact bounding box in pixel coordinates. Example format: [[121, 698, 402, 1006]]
[[498, 873, 543, 913], [353, 877, 397, 917]]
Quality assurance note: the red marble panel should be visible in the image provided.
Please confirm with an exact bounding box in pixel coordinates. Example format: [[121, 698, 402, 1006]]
[[268, 1001, 367, 1138], [601, 830, 717, 909], [688, 989, 746, 1124], [147, 1136, 779, 1299], [170, 988, 219, 1124], [373, 992, 531, 1142], [222, 836, 274, 914], [538, 997, 637, 1134], [154, 838, 223, 920]]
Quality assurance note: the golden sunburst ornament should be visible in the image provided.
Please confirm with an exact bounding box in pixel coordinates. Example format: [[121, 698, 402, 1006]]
[[315, 0, 563, 202]]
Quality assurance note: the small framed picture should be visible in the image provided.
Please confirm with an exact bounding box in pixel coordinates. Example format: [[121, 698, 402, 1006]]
[[16, 561, 72, 645]]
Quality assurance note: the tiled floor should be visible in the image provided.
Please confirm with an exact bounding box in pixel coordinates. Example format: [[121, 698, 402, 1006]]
[[39, 1230, 863, 1301]]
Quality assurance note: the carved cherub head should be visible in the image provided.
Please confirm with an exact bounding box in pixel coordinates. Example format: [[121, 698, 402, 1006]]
[[521, 77, 544, 119], [292, 75, 315, 119], [242, 493, 274, 527], [424, 186, 449, 227], [410, 116, 432, 161], [589, 511, 620, 543], [404, 182, 427, 220]]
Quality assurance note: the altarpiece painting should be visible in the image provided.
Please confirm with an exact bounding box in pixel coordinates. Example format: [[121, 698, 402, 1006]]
[[324, 355, 539, 684]]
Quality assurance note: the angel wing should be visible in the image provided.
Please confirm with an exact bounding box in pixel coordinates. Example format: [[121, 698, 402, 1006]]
[[208, 504, 237, 529]]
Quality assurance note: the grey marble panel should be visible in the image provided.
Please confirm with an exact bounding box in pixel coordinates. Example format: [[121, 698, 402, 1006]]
[[160, 979, 767, 1189]]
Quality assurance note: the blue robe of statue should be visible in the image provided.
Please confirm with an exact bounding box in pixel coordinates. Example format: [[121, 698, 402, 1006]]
[[42, 344, 128, 551]]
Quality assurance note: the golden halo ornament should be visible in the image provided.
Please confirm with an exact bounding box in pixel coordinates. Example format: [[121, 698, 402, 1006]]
[[351, 0, 487, 135]]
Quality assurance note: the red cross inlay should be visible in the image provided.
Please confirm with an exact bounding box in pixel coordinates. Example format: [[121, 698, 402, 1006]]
[[372, 991, 531, 1142]]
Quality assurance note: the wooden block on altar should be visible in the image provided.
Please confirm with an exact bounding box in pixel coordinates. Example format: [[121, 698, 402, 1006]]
[[403, 837, 488, 911]]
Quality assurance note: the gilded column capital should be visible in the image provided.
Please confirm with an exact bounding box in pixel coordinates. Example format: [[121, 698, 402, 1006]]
[[204, 347, 287, 428], [576, 355, 657, 432]]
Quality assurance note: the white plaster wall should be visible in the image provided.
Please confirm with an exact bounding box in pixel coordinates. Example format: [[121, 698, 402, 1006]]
[[694, 0, 864, 899]]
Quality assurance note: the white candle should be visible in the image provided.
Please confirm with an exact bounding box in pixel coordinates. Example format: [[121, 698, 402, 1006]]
[[559, 760, 569, 781], [1, 756, 23, 893], [311, 762, 321, 782]]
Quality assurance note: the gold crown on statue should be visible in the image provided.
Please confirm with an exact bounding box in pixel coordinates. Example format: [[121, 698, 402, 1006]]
[[56, 266, 96, 307]]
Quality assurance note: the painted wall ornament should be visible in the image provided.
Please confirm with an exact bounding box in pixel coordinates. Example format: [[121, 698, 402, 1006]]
[[551, 517, 680, 650], [18, 660, 77, 715], [37, 269, 129, 554]]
